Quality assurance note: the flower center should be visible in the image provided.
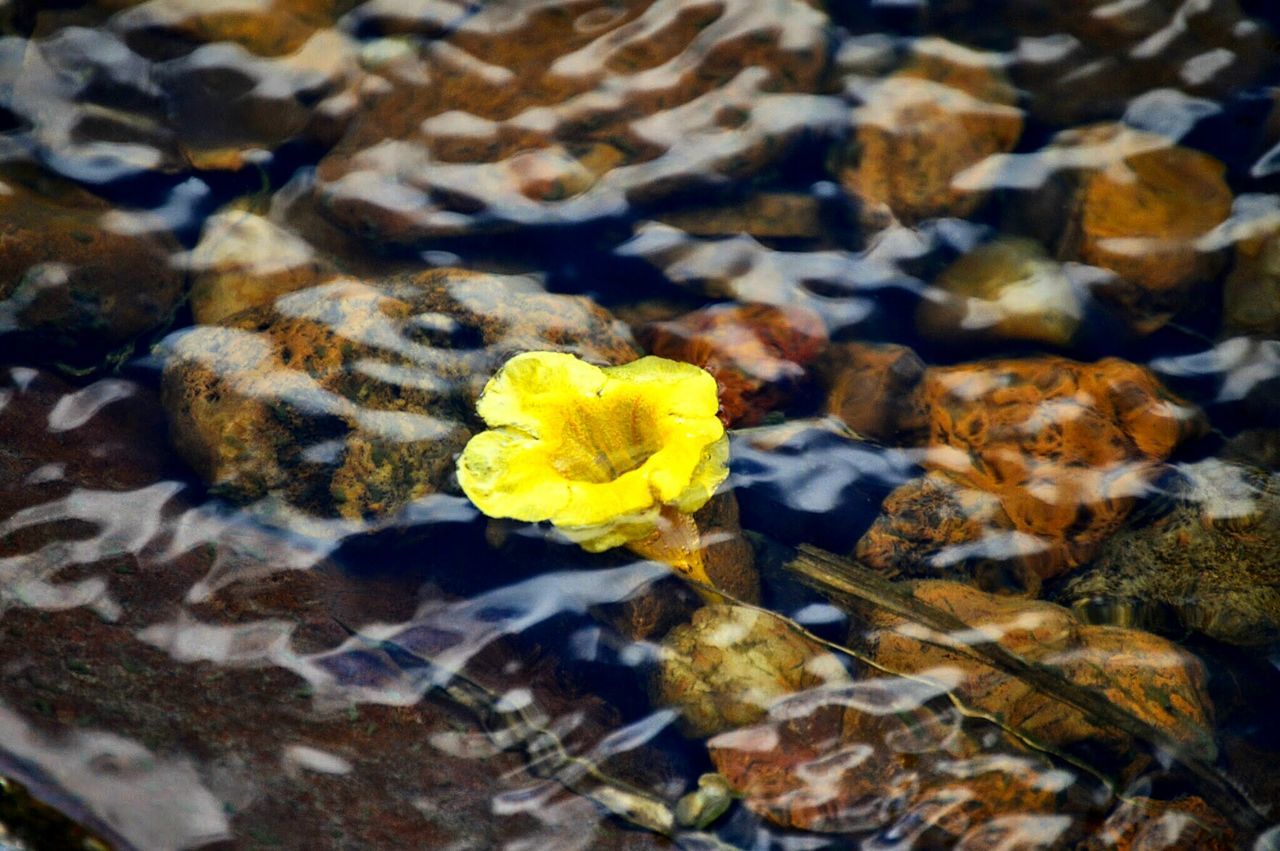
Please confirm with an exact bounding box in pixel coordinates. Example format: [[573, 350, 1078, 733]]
[[550, 394, 663, 484]]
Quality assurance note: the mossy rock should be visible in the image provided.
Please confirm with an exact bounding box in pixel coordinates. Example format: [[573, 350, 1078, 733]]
[[1058, 460, 1280, 646], [162, 269, 638, 522]]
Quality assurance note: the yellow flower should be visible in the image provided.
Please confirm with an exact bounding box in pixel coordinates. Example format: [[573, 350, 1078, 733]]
[[456, 351, 729, 554]]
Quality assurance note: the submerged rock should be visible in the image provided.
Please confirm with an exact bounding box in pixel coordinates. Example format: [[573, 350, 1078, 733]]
[[313, 0, 837, 240], [832, 39, 1023, 223], [1078, 795, 1235, 851], [996, 124, 1233, 335], [162, 270, 638, 522], [1067, 130, 1232, 333], [188, 206, 334, 325], [0, 170, 183, 367], [857, 470, 1029, 584], [917, 237, 1086, 347], [640, 302, 826, 427], [106, 0, 348, 58], [653, 192, 826, 240], [865, 581, 1216, 756], [1223, 429, 1280, 471], [819, 341, 930, 444], [653, 604, 849, 737], [1010, 0, 1276, 126], [708, 680, 1077, 839], [849, 354, 1206, 585], [1059, 460, 1280, 646], [10, 16, 360, 177], [1224, 222, 1280, 338], [155, 26, 361, 170], [689, 491, 760, 604]]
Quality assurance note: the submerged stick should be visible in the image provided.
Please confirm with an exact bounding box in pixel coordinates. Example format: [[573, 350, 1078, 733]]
[[782, 544, 1270, 835]]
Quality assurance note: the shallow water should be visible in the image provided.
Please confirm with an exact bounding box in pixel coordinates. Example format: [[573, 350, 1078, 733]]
[[1, 0, 1280, 848]]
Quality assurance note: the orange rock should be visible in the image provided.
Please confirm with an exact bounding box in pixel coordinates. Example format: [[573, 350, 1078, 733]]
[[640, 303, 827, 427], [821, 342, 930, 443], [854, 473, 1033, 587], [1015, 124, 1234, 334], [833, 41, 1023, 223], [1080, 796, 1234, 850], [866, 581, 1215, 756], [856, 355, 1205, 582], [1072, 142, 1232, 332]]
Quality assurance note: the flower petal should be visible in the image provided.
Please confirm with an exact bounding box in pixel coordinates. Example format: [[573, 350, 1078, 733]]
[[457, 350, 731, 552], [456, 428, 571, 522], [603, 356, 721, 419], [672, 433, 731, 513], [476, 351, 608, 435]]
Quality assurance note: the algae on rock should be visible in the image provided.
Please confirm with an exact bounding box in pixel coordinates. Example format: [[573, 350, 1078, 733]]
[[163, 270, 638, 522]]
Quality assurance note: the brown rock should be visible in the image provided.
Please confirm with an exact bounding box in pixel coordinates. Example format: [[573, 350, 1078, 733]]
[[162, 270, 639, 522], [611, 489, 761, 607], [999, 124, 1234, 334], [833, 40, 1023, 223], [594, 573, 701, 644], [159, 27, 362, 171], [1009, 0, 1276, 125], [653, 604, 849, 737], [314, 0, 834, 240], [640, 303, 827, 427], [654, 192, 825, 240], [0, 170, 183, 367], [1071, 138, 1232, 333], [856, 354, 1206, 583], [866, 581, 1215, 756], [1080, 796, 1234, 850], [1223, 429, 1280, 470], [821, 342, 930, 443], [692, 490, 761, 604], [709, 681, 1073, 838]]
